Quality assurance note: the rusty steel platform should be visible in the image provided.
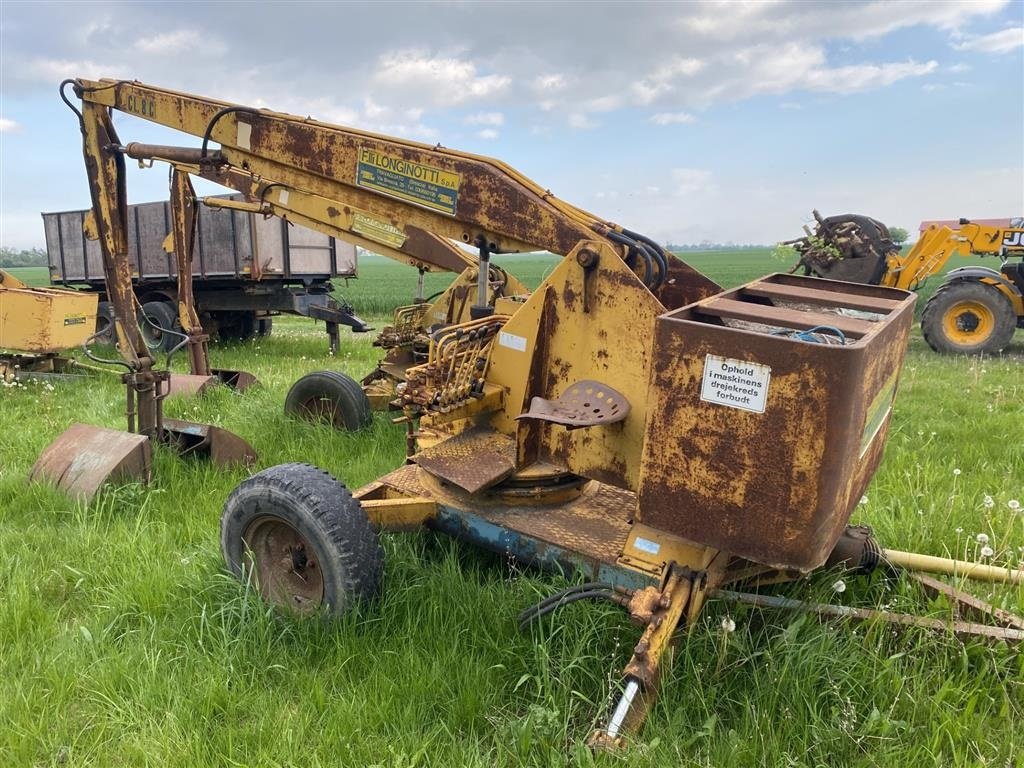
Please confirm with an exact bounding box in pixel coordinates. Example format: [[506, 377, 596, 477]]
[[366, 463, 645, 587]]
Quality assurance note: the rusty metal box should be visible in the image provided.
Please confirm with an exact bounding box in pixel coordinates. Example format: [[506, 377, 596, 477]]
[[636, 274, 916, 571]]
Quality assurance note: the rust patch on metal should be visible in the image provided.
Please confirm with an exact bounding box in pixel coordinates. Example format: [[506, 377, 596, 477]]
[[413, 427, 517, 493]]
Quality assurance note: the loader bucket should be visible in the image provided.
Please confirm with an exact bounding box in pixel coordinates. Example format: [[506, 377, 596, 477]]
[[29, 423, 152, 502], [213, 369, 258, 392], [166, 373, 220, 397], [165, 370, 258, 397], [162, 418, 257, 467]]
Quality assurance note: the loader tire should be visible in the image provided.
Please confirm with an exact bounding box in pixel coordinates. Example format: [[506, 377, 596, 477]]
[[921, 281, 1016, 355], [222, 463, 383, 617], [139, 300, 179, 353], [284, 370, 372, 431]]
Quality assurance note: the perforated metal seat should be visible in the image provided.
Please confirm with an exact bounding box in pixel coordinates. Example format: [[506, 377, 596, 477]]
[[516, 380, 630, 429]]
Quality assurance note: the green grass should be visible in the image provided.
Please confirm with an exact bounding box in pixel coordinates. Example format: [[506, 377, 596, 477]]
[[3, 266, 50, 286], [1, 251, 1022, 767]]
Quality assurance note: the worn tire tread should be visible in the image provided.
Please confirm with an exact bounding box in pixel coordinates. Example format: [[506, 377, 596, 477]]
[[221, 463, 383, 615]]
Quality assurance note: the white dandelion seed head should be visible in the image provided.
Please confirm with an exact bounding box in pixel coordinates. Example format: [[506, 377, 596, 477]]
[[953, 468, 961, 476], [955, 527, 963, 534], [976, 533, 989, 545], [1009, 500, 1021, 511], [983, 495, 994, 509], [832, 579, 847, 594], [720, 616, 736, 633], [859, 495, 868, 506], [980, 546, 994, 558]]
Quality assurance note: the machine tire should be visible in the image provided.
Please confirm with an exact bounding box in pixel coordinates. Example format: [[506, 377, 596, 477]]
[[221, 463, 383, 617], [921, 280, 1016, 355], [95, 301, 115, 344], [218, 311, 258, 342], [284, 371, 373, 431], [256, 317, 273, 337], [138, 300, 179, 352]]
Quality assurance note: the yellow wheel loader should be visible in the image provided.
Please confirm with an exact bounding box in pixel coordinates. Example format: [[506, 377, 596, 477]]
[[786, 211, 1024, 354], [62, 78, 1024, 748]]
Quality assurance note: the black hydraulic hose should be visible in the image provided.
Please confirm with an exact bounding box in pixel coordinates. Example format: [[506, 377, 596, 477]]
[[518, 589, 618, 630], [201, 106, 261, 159], [59, 79, 84, 122], [622, 228, 669, 290], [634, 240, 666, 291], [517, 582, 615, 624], [606, 231, 653, 288]]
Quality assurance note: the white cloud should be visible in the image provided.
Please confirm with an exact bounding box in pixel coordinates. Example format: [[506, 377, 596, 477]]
[[465, 111, 504, 126], [953, 26, 1024, 54], [802, 58, 938, 93], [132, 30, 226, 55], [671, 168, 712, 195], [568, 112, 598, 130], [533, 74, 567, 91], [0, 117, 19, 133], [373, 51, 511, 106], [477, 128, 499, 140], [650, 111, 696, 125]]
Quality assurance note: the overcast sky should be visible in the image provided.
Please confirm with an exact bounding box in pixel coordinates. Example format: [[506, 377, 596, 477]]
[[1, 0, 1022, 250]]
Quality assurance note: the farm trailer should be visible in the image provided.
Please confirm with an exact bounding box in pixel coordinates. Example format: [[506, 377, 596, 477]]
[[42, 195, 370, 352]]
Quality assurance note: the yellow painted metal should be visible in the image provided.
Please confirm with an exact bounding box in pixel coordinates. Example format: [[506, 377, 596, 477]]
[[484, 241, 669, 490], [617, 524, 718, 578], [942, 298, 995, 345], [75, 78, 606, 260], [0, 273, 98, 353], [884, 549, 1024, 585], [359, 497, 438, 531], [883, 222, 1024, 292]]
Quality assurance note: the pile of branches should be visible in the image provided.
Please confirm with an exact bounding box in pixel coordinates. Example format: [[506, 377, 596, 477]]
[[783, 210, 898, 277]]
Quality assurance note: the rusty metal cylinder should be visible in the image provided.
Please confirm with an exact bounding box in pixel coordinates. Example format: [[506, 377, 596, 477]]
[[124, 143, 209, 164]]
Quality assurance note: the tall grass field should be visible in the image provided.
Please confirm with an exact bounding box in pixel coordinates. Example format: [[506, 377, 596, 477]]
[[1, 250, 1021, 767]]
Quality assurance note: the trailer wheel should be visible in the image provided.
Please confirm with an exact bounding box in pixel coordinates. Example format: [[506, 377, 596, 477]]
[[139, 301, 179, 352], [218, 311, 258, 342], [95, 301, 115, 344], [221, 463, 383, 617], [284, 371, 373, 431], [921, 281, 1016, 355]]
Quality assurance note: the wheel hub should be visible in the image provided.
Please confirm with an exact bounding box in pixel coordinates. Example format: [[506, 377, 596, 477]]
[[242, 516, 324, 614], [943, 300, 994, 343]]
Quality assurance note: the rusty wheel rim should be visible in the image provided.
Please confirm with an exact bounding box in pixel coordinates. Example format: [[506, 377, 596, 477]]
[[242, 516, 325, 615], [297, 396, 344, 428]]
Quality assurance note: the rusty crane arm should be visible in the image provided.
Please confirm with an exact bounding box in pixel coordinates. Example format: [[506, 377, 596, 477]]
[[69, 77, 719, 304]]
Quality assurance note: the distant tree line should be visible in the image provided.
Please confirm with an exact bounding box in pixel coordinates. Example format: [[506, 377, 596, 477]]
[[0, 247, 48, 268], [667, 242, 770, 251]]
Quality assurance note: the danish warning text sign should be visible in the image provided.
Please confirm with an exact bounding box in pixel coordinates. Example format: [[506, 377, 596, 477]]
[[700, 354, 771, 414], [356, 148, 460, 216]]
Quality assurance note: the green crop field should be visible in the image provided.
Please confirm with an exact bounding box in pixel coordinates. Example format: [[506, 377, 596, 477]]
[[1, 251, 1021, 766]]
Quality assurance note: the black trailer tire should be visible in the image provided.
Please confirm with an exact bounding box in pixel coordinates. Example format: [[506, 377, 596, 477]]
[[139, 300, 179, 352], [256, 317, 273, 337], [218, 311, 258, 342], [921, 281, 1017, 355], [221, 463, 383, 617], [284, 371, 373, 431], [95, 301, 115, 344]]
